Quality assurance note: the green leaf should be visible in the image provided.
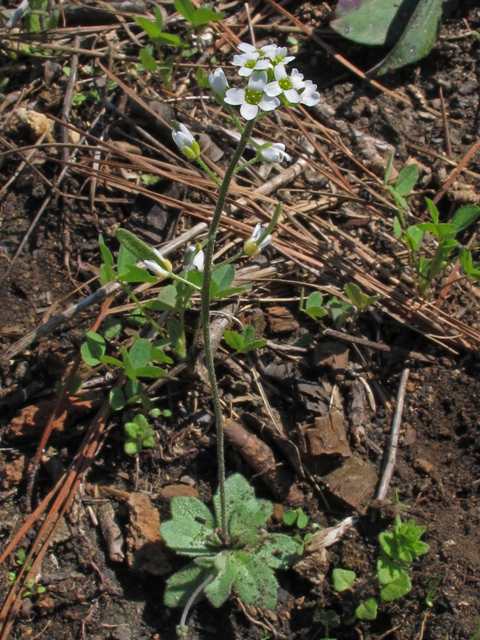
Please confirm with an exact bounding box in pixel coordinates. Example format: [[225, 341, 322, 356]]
[[331, 0, 418, 46], [451, 204, 480, 231], [255, 534, 298, 570], [393, 216, 403, 238], [134, 366, 166, 378], [174, 0, 195, 23], [125, 439, 141, 455], [99, 234, 116, 281], [142, 436, 155, 448], [150, 347, 173, 364], [406, 225, 424, 249], [395, 165, 419, 196], [45, 9, 59, 29], [243, 339, 268, 352], [164, 562, 209, 608], [133, 15, 162, 39], [128, 338, 152, 369], [233, 551, 279, 609], [160, 518, 217, 556], [297, 509, 308, 529], [367, 0, 453, 77], [109, 388, 125, 411], [154, 6, 163, 30], [204, 552, 236, 607], [67, 375, 82, 395], [81, 331, 106, 367], [214, 474, 254, 530], [211, 264, 235, 294], [25, 12, 41, 32], [332, 568, 356, 592], [320, 609, 340, 627], [155, 32, 183, 46], [306, 291, 324, 309], [139, 48, 157, 72], [377, 555, 402, 585], [223, 330, 245, 352], [99, 355, 124, 367], [117, 244, 136, 274], [125, 379, 143, 399], [228, 497, 273, 539], [120, 265, 157, 283], [460, 248, 473, 275], [356, 598, 378, 620], [102, 317, 122, 340], [191, 7, 223, 25], [283, 510, 297, 526], [380, 570, 411, 601], [147, 284, 178, 312], [121, 346, 137, 381], [238, 325, 253, 347], [425, 197, 439, 224], [389, 185, 409, 211], [171, 496, 215, 528], [344, 283, 380, 309]]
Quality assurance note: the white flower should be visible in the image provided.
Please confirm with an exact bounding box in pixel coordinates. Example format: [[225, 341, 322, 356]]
[[265, 64, 305, 104], [299, 80, 320, 107], [263, 46, 295, 67], [144, 248, 172, 279], [209, 68, 229, 98], [244, 223, 272, 256], [233, 49, 270, 77], [183, 245, 205, 272], [259, 143, 290, 164], [224, 71, 280, 121], [172, 123, 200, 160]]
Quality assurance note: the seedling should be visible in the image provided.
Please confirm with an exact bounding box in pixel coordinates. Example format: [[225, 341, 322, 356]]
[[283, 507, 308, 529], [124, 413, 155, 455], [319, 609, 340, 640], [386, 159, 480, 296], [160, 474, 297, 628], [300, 283, 379, 329], [331, 516, 429, 623], [223, 324, 267, 354]]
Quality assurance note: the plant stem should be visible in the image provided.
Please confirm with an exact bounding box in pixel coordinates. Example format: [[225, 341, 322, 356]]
[[179, 573, 214, 631], [119, 281, 163, 334], [196, 157, 222, 187], [201, 118, 255, 542]]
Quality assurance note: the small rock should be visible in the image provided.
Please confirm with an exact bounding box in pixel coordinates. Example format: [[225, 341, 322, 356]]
[[293, 548, 329, 585], [458, 80, 478, 95], [299, 410, 352, 464], [406, 381, 416, 393], [314, 342, 349, 376], [126, 493, 173, 575], [1, 455, 28, 489], [323, 455, 377, 511], [111, 624, 132, 640], [266, 306, 299, 334], [404, 426, 417, 446], [37, 596, 55, 615], [272, 503, 284, 523]]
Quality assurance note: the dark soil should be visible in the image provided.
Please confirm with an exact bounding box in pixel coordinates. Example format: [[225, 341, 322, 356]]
[[1, 1, 480, 639]]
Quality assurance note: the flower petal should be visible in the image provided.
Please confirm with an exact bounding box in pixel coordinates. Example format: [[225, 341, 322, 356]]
[[238, 42, 257, 53], [240, 102, 259, 120], [258, 95, 280, 111], [224, 88, 245, 105], [284, 88, 300, 103], [274, 63, 287, 81], [264, 81, 282, 97], [248, 70, 267, 91]]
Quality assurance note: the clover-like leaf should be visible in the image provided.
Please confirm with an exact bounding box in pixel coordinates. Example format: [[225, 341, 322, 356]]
[[380, 570, 411, 602], [332, 568, 356, 592], [129, 338, 152, 369], [81, 331, 106, 367], [356, 598, 378, 620]]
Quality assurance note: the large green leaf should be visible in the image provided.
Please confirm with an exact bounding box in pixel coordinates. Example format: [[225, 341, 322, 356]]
[[171, 496, 215, 529], [213, 474, 255, 529], [451, 205, 480, 231], [164, 562, 209, 608], [367, 0, 454, 77], [128, 338, 151, 369], [331, 0, 418, 46], [160, 518, 216, 556], [204, 552, 237, 607], [233, 551, 279, 609]]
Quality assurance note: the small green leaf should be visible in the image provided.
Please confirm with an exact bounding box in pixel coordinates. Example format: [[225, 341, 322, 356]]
[[45, 9, 59, 29], [164, 562, 208, 608], [147, 284, 178, 312], [211, 264, 235, 294], [139, 48, 157, 72], [344, 283, 379, 309], [320, 609, 340, 627], [142, 436, 155, 448], [395, 165, 419, 197], [81, 331, 106, 367], [125, 439, 140, 455], [240, 324, 255, 346], [67, 375, 82, 395], [297, 509, 308, 529], [154, 6, 163, 30], [155, 32, 183, 46], [121, 346, 137, 381], [377, 555, 402, 585], [425, 197, 439, 224], [204, 552, 236, 607], [174, 0, 195, 22], [99, 355, 124, 368], [356, 598, 378, 620], [191, 7, 223, 25], [98, 235, 116, 282], [306, 291, 324, 309], [117, 244, 136, 274], [233, 550, 279, 609], [118, 265, 157, 283], [133, 15, 162, 39], [102, 318, 122, 340], [380, 570, 411, 601], [243, 339, 268, 352], [223, 330, 245, 352], [109, 388, 125, 411], [406, 225, 424, 249], [393, 216, 403, 238], [134, 366, 166, 378], [129, 338, 152, 369], [460, 248, 473, 275], [451, 204, 480, 231], [332, 568, 356, 592], [283, 510, 297, 526], [126, 379, 143, 398]]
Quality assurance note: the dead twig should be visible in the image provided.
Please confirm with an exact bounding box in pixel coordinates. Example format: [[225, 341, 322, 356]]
[[375, 367, 410, 503]]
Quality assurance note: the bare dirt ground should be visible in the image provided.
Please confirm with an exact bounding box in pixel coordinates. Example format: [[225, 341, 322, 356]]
[[1, 1, 480, 639]]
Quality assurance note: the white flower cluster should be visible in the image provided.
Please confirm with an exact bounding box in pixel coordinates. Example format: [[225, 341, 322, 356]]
[[208, 42, 320, 121]]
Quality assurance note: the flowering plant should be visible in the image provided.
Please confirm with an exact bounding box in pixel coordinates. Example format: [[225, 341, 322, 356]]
[[109, 41, 320, 632]]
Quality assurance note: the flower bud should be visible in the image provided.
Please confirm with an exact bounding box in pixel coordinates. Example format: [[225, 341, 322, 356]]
[[244, 223, 272, 256], [209, 68, 229, 99], [172, 123, 200, 160]]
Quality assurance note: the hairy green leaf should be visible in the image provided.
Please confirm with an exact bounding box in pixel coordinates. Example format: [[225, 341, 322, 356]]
[[213, 474, 255, 529], [204, 552, 236, 607], [164, 562, 209, 608], [233, 551, 279, 609], [160, 518, 217, 556], [171, 496, 216, 529]]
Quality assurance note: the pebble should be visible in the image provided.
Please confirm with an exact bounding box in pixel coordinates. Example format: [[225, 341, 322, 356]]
[[458, 80, 478, 95]]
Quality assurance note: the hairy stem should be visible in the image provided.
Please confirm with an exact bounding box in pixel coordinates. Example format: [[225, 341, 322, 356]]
[[201, 118, 255, 541]]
